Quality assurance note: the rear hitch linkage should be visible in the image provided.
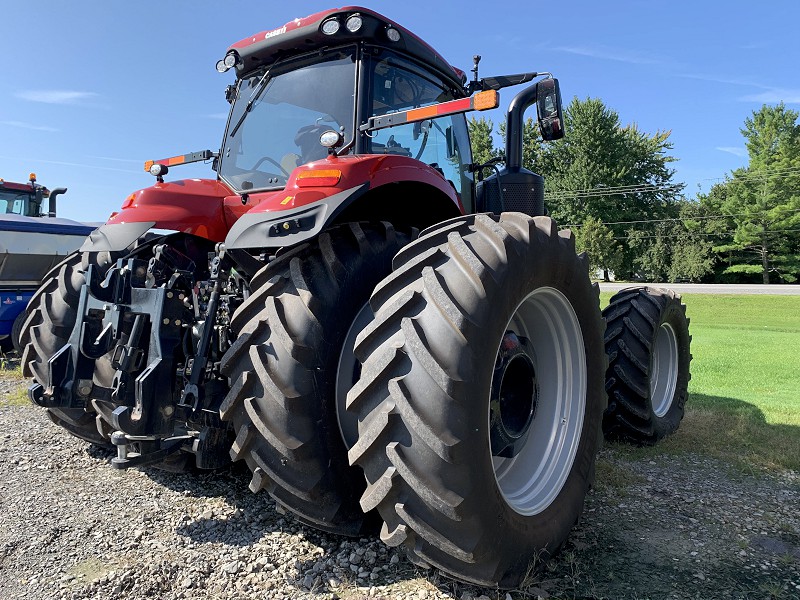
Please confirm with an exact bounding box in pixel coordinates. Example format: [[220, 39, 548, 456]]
[[29, 242, 237, 469]]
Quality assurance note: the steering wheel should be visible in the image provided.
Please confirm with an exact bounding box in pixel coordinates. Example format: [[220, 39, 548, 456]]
[[252, 155, 290, 177]]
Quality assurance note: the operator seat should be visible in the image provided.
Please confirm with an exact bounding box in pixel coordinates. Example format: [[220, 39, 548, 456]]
[[281, 124, 331, 172]]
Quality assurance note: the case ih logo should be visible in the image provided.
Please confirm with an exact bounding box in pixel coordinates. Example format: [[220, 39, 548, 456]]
[[264, 26, 286, 40]]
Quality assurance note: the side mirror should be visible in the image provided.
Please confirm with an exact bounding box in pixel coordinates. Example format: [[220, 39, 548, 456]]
[[536, 78, 564, 141]]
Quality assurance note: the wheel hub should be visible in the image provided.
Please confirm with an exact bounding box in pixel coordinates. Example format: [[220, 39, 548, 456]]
[[490, 332, 538, 458]]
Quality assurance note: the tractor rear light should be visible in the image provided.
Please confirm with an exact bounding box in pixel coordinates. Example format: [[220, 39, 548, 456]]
[[386, 27, 401, 42], [345, 14, 363, 32], [295, 169, 342, 187], [319, 130, 343, 149], [148, 163, 169, 177], [321, 18, 340, 35]]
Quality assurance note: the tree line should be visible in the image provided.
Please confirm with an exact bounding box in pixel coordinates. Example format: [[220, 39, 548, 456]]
[[469, 99, 800, 283]]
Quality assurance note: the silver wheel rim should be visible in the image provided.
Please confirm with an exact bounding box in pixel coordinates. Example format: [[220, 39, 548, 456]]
[[650, 322, 678, 418], [491, 287, 586, 516]]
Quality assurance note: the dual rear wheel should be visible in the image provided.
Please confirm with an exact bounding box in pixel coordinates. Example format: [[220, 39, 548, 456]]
[[219, 214, 607, 585]]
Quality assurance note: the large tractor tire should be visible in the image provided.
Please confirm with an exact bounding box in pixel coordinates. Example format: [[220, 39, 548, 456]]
[[602, 286, 691, 445], [346, 214, 606, 587], [220, 222, 413, 536], [20, 250, 118, 446]]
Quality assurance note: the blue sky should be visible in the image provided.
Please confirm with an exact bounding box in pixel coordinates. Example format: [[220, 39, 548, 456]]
[[2, 1, 799, 222]]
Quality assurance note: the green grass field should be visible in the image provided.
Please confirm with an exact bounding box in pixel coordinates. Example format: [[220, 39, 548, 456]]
[[601, 292, 800, 472]]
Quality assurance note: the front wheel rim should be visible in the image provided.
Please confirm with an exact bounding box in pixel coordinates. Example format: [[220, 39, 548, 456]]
[[491, 287, 587, 516], [650, 322, 679, 418]]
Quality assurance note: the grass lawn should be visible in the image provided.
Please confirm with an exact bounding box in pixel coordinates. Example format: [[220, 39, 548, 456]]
[[601, 292, 800, 472]]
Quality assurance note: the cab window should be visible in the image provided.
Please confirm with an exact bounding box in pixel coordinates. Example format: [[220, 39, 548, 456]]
[[368, 53, 472, 204]]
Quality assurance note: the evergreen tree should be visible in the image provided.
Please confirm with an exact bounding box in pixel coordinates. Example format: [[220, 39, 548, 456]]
[[701, 104, 800, 283]]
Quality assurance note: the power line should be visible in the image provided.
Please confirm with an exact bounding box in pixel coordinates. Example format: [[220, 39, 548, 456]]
[[545, 166, 800, 201], [564, 207, 800, 229], [698, 165, 800, 185], [547, 184, 682, 201], [612, 228, 800, 241]]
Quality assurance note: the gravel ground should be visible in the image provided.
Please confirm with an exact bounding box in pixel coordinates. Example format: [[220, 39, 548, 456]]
[[1, 372, 798, 600]]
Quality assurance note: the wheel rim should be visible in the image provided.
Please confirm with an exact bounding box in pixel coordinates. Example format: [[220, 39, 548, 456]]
[[336, 303, 372, 450], [650, 322, 679, 418], [491, 287, 586, 517]]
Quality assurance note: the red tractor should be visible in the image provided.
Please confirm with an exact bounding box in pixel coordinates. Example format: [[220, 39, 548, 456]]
[[22, 7, 691, 587]]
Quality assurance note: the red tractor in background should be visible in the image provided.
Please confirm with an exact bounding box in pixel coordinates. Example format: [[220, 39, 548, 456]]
[[21, 7, 691, 587]]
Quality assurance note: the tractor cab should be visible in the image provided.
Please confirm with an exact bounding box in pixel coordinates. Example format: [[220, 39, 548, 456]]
[[216, 9, 475, 209], [0, 174, 67, 218]]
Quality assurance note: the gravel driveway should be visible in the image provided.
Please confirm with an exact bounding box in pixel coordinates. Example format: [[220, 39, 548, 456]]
[[1, 373, 798, 600]]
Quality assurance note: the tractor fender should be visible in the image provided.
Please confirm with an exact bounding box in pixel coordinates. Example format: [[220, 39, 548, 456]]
[[80, 221, 157, 253], [82, 179, 232, 252], [225, 155, 461, 250], [225, 184, 368, 249]]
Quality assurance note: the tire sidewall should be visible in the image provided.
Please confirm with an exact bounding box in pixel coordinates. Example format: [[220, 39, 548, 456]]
[[651, 297, 691, 438]]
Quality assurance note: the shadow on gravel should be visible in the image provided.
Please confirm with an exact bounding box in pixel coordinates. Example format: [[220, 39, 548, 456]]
[[657, 393, 800, 472]]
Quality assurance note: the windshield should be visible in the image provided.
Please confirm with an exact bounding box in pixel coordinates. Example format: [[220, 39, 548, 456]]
[[218, 48, 357, 192], [0, 190, 38, 216]]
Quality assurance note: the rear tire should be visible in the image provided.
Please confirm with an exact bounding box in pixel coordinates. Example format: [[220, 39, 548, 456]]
[[220, 222, 413, 536], [602, 286, 691, 445], [20, 250, 118, 446], [346, 214, 605, 587]]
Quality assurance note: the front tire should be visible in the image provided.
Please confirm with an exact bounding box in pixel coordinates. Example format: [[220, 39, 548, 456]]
[[347, 214, 605, 587], [220, 222, 413, 536], [602, 286, 691, 445]]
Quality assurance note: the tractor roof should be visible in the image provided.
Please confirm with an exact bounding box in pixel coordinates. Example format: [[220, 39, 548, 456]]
[[0, 179, 42, 194], [225, 6, 466, 89]]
